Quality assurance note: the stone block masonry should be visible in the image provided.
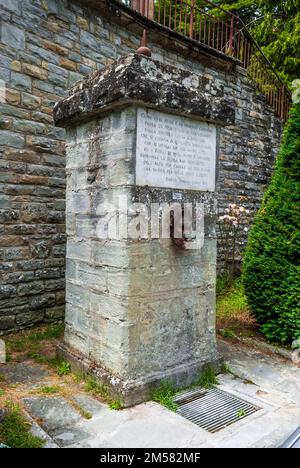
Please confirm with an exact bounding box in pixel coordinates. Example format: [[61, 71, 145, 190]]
[[0, 0, 282, 333], [54, 54, 224, 405]]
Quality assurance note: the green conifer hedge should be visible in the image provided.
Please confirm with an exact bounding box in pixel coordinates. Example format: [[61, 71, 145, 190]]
[[242, 104, 300, 344]]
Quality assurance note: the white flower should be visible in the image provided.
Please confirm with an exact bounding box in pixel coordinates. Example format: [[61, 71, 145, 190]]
[[110, 377, 120, 386]]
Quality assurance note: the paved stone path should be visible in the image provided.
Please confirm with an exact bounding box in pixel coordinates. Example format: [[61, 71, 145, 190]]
[[0, 362, 49, 385], [2, 339, 299, 448]]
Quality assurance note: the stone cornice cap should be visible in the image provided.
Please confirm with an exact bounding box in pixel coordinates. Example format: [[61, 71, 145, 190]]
[[53, 54, 235, 128]]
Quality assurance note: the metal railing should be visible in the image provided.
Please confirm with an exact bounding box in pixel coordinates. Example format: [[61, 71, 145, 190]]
[[123, 0, 291, 121]]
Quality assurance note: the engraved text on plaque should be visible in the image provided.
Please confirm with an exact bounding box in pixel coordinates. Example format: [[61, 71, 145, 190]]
[[136, 108, 217, 191]]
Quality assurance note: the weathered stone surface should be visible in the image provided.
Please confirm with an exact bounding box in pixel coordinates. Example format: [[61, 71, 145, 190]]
[[72, 394, 106, 416], [0, 130, 24, 148], [5, 89, 21, 105], [44, 305, 65, 319], [11, 72, 32, 91], [23, 397, 81, 432], [0, 315, 15, 330], [57, 54, 223, 405], [21, 92, 41, 109], [50, 427, 91, 447], [54, 54, 235, 127], [22, 63, 47, 80], [0, 0, 21, 15], [0, 362, 49, 384], [1, 23, 25, 50], [15, 346, 300, 448], [292, 339, 300, 350]]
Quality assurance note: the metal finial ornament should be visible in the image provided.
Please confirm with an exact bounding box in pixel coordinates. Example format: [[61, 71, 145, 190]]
[[136, 29, 151, 57]]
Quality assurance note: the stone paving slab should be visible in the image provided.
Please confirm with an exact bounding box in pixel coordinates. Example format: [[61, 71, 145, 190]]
[[250, 405, 300, 448], [218, 340, 300, 405], [212, 404, 299, 448], [71, 402, 211, 449], [0, 362, 49, 385], [50, 427, 92, 447], [22, 340, 300, 448], [72, 394, 107, 417], [23, 397, 82, 433], [29, 419, 59, 449]]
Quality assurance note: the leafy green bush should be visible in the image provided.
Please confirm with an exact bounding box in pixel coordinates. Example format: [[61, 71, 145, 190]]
[[242, 104, 300, 344]]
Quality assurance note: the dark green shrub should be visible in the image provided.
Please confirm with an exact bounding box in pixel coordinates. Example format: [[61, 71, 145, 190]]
[[242, 104, 300, 344]]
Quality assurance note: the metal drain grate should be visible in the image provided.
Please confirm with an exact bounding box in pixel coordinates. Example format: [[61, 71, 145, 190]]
[[174, 387, 260, 433]]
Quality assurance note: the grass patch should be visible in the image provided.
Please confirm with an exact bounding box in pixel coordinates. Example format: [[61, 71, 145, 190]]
[[84, 376, 110, 400], [0, 402, 44, 448], [27, 324, 64, 343], [27, 352, 61, 368], [9, 340, 26, 353], [5, 353, 11, 362], [72, 371, 86, 384], [219, 328, 236, 339], [0, 389, 4, 397], [152, 367, 219, 411], [109, 400, 123, 411], [216, 277, 258, 337], [78, 407, 92, 419], [193, 367, 218, 389], [216, 273, 234, 296], [71, 403, 92, 420], [3, 324, 64, 364], [56, 361, 71, 376], [26, 351, 47, 363], [220, 363, 232, 374], [84, 376, 123, 409], [37, 386, 60, 395], [217, 277, 248, 316], [151, 380, 178, 411], [5, 324, 64, 352]]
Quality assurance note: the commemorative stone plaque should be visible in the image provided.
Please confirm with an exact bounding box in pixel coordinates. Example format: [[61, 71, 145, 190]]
[[136, 108, 217, 191]]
